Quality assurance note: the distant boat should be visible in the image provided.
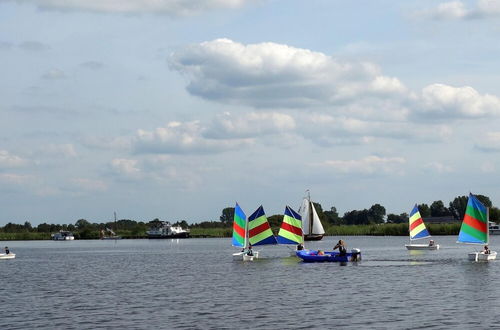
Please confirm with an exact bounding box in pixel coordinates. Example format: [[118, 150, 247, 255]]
[[277, 205, 304, 256], [0, 248, 15, 260], [232, 204, 277, 261], [101, 212, 122, 240], [299, 191, 325, 241], [405, 205, 439, 250], [457, 193, 497, 261], [51, 230, 75, 241], [489, 221, 500, 235], [146, 221, 190, 239]]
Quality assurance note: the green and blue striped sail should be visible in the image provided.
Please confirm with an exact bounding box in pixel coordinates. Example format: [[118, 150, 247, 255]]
[[277, 206, 303, 245], [232, 203, 246, 248], [248, 205, 277, 246], [457, 193, 488, 244]]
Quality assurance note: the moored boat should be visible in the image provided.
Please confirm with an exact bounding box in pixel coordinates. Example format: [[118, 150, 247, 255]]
[[51, 230, 75, 241], [489, 221, 500, 235], [146, 221, 190, 239], [299, 191, 325, 241]]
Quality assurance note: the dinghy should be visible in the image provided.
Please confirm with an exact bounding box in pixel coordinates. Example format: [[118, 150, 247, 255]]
[[457, 193, 497, 262], [277, 205, 304, 256], [0, 253, 15, 260], [405, 204, 439, 250], [296, 249, 361, 262]]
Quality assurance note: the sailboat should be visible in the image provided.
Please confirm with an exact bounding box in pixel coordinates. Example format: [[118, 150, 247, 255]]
[[277, 205, 304, 255], [405, 204, 439, 250], [299, 191, 325, 241], [101, 212, 122, 240], [232, 204, 277, 261], [457, 193, 497, 261]]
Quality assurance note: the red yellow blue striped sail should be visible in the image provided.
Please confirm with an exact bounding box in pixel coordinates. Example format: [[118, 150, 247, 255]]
[[409, 204, 431, 240], [457, 193, 488, 244], [232, 203, 246, 248], [277, 206, 303, 245], [248, 206, 277, 246]]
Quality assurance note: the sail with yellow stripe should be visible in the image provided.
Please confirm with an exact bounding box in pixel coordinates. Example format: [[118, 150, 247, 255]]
[[277, 205, 303, 245], [248, 206, 278, 246], [409, 204, 431, 240]]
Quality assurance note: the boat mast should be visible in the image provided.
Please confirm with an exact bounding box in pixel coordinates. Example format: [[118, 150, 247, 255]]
[[307, 190, 313, 236], [487, 207, 490, 246]]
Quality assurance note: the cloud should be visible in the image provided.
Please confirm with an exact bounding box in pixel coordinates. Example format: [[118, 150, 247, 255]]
[[316, 155, 407, 175], [475, 131, 500, 151], [0, 150, 27, 168], [111, 158, 141, 177], [41, 69, 66, 80], [418, 0, 500, 20], [169, 38, 407, 109], [18, 41, 50, 52], [0, 173, 33, 185], [80, 61, 104, 70], [205, 111, 296, 139], [423, 162, 454, 173], [170, 39, 500, 122], [133, 120, 250, 154], [418, 84, 500, 118], [45, 144, 78, 158], [0, 41, 14, 50], [71, 178, 107, 191], [12, 0, 251, 16]]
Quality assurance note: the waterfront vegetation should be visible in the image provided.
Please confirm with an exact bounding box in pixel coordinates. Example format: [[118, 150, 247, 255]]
[[0, 194, 495, 240]]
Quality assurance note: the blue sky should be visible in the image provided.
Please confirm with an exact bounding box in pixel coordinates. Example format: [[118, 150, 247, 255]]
[[2, 0, 500, 225]]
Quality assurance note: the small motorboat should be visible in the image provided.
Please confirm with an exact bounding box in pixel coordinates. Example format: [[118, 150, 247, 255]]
[[296, 249, 361, 262], [0, 253, 15, 260]]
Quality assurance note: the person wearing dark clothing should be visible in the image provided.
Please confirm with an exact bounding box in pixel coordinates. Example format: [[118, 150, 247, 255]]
[[4, 246, 10, 254], [297, 243, 304, 251], [333, 240, 347, 256], [246, 244, 253, 256]]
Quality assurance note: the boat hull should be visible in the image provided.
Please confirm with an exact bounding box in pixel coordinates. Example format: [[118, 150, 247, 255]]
[[405, 244, 439, 250], [0, 253, 15, 260], [147, 232, 190, 239], [232, 251, 259, 261], [468, 251, 497, 261], [296, 249, 361, 262], [304, 234, 324, 241]]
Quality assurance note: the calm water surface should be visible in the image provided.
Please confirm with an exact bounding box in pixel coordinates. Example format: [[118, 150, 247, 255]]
[[2, 236, 500, 329]]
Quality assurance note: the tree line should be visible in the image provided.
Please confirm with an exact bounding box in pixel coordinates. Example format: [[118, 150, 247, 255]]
[[1, 194, 498, 239]]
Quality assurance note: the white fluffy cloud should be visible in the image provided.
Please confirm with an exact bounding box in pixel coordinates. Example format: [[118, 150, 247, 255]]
[[71, 178, 107, 191], [317, 156, 407, 175], [0, 150, 27, 168], [418, 84, 500, 118], [13, 0, 250, 16], [419, 0, 500, 20], [475, 131, 500, 151], [133, 120, 250, 154], [170, 38, 407, 108]]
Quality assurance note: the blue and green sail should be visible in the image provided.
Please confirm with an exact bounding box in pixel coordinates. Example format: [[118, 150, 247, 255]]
[[457, 193, 488, 244], [232, 203, 247, 248]]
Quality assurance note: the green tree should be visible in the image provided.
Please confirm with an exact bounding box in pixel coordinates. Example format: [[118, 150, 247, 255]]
[[220, 207, 235, 225], [387, 213, 408, 224], [75, 219, 91, 229], [417, 204, 431, 217], [369, 204, 386, 223], [449, 195, 468, 220], [324, 206, 342, 225], [430, 200, 451, 217]]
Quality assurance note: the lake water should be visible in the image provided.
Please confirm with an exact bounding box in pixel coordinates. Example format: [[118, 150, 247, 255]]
[[2, 236, 500, 329]]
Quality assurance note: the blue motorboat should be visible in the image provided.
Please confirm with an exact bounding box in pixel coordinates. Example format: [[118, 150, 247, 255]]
[[296, 249, 361, 262]]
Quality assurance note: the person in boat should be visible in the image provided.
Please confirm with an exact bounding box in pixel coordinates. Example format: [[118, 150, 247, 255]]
[[246, 244, 253, 256], [4, 246, 9, 254], [429, 240, 435, 246], [484, 245, 491, 254], [333, 240, 347, 256], [317, 249, 325, 256], [297, 243, 304, 251]]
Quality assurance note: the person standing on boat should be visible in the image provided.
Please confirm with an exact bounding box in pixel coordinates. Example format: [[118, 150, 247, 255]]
[[333, 240, 347, 256], [4, 246, 10, 254]]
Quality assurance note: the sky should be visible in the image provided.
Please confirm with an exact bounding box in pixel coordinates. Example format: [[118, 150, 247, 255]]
[[2, 0, 500, 225]]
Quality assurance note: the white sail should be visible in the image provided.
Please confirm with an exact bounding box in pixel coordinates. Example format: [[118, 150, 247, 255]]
[[299, 198, 311, 235], [310, 202, 325, 235]]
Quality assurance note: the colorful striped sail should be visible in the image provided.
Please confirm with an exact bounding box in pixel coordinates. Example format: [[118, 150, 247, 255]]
[[248, 206, 277, 246], [409, 204, 431, 240], [232, 203, 246, 248], [457, 193, 488, 244], [277, 206, 303, 245]]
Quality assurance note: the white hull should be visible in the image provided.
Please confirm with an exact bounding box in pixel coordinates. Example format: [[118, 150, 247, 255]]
[[0, 253, 15, 260], [468, 251, 497, 261], [405, 244, 439, 250], [53, 236, 74, 241], [232, 251, 259, 261], [490, 230, 500, 235]]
